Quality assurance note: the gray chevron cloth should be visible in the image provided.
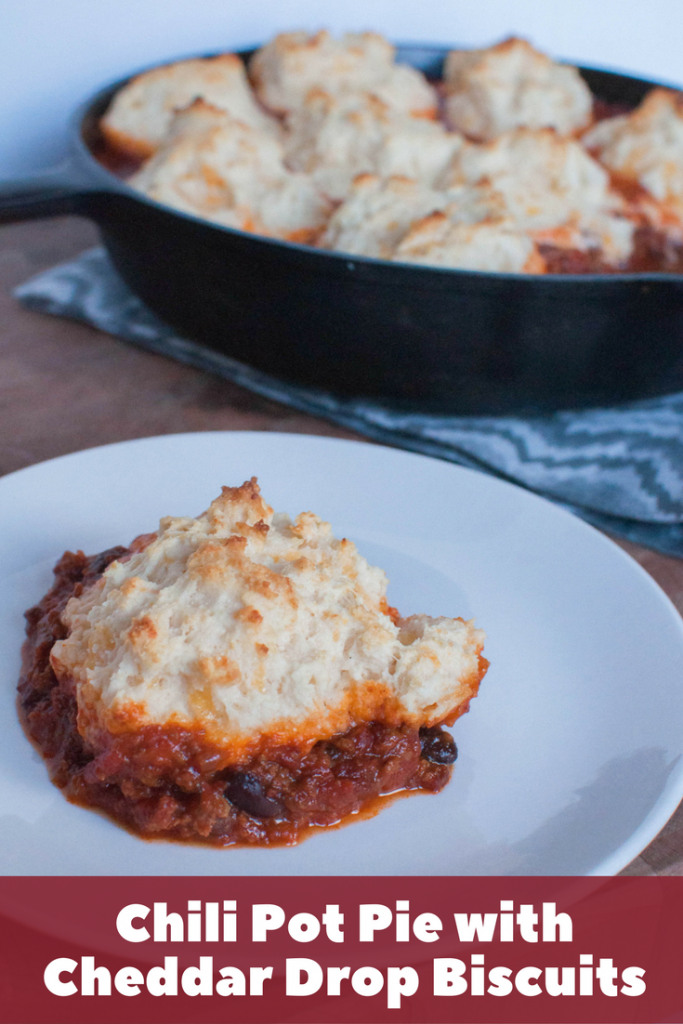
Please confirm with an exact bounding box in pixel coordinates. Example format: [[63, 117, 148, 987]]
[[15, 246, 683, 558]]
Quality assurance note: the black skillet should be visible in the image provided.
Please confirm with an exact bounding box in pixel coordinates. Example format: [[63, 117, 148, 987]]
[[1, 46, 682, 415]]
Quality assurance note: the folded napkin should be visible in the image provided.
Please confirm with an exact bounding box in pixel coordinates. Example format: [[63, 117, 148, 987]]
[[15, 247, 683, 558]]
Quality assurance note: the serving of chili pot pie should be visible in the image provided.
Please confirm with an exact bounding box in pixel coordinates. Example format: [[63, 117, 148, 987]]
[[18, 480, 487, 846]]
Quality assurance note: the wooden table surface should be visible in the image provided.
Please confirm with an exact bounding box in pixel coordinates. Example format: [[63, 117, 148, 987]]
[[2, 215, 683, 876]]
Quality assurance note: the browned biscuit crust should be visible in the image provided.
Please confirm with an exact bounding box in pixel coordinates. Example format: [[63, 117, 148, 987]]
[[20, 547, 486, 846]]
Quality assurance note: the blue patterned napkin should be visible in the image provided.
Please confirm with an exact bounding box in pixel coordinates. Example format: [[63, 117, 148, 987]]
[[15, 247, 683, 558]]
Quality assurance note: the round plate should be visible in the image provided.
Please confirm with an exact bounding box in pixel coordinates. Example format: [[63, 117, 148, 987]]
[[2, 431, 683, 876]]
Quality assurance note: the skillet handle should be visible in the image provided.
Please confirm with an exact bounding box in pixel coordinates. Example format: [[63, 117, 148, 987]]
[[0, 161, 95, 223]]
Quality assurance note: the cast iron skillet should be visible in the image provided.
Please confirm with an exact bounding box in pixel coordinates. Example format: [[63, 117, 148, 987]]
[[1, 46, 682, 414]]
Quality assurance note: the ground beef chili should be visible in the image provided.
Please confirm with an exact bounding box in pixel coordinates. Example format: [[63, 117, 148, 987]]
[[537, 229, 683, 275], [18, 548, 455, 846]]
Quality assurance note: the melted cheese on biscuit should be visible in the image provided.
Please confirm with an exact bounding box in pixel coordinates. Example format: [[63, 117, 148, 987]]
[[51, 481, 485, 760]]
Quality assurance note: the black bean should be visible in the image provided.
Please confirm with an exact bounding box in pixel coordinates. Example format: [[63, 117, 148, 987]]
[[225, 771, 284, 818], [419, 727, 458, 765]]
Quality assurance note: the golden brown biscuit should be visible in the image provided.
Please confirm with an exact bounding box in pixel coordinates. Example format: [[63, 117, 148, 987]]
[[52, 480, 486, 755], [102, 53, 278, 158], [438, 128, 634, 264], [131, 99, 331, 242], [250, 30, 436, 118], [584, 88, 683, 235], [444, 37, 592, 142]]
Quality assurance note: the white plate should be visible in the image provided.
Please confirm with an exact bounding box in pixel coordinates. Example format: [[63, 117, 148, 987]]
[[2, 431, 683, 877]]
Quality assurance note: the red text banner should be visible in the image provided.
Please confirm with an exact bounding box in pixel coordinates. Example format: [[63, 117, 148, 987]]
[[0, 876, 682, 1024]]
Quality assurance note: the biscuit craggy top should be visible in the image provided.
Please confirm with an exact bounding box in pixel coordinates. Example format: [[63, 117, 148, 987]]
[[584, 88, 683, 227], [51, 480, 485, 759], [444, 37, 593, 142]]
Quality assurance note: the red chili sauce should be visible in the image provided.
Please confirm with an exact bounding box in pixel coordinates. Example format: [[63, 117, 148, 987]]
[[18, 548, 457, 847]]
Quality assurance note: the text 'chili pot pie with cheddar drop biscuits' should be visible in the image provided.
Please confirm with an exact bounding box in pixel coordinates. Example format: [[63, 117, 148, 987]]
[[18, 479, 487, 847]]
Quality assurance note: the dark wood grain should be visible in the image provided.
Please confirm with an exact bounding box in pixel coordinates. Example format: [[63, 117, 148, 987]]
[[2, 215, 682, 875]]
